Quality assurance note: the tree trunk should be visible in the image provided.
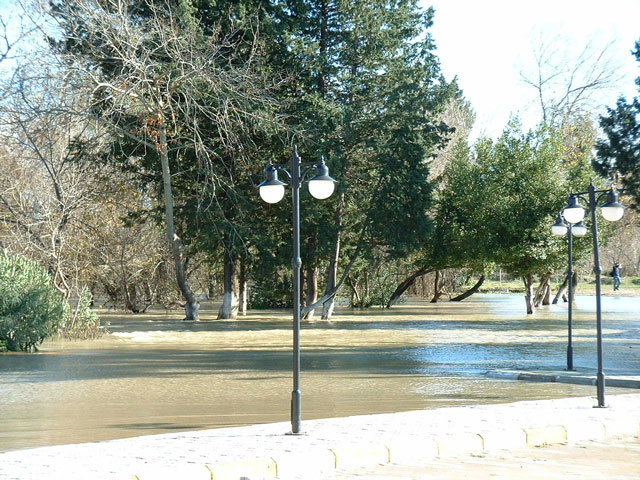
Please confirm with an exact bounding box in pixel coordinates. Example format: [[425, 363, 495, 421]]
[[124, 283, 140, 313], [347, 275, 361, 308], [543, 280, 551, 305], [552, 273, 569, 304], [523, 273, 535, 314], [386, 265, 434, 308], [218, 247, 238, 319], [302, 210, 370, 319], [534, 273, 551, 307], [239, 258, 247, 315], [571, 271, 579, 302], [430, 270, 445, 303], [322, 194, 344, 320], [303, 265, 318, 320], [450, 275, 485, 301], [159, 121, 199, 321]]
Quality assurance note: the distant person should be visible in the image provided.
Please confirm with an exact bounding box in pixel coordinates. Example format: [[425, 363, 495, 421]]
[[611, 263, 621, 291]]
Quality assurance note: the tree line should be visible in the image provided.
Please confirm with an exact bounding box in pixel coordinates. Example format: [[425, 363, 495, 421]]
[[0, 0, 638, 323]]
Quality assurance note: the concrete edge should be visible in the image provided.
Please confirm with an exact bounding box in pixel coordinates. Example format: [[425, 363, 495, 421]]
[[487, 370, 640, 389], [128, 421, 640, 480], [329, 443, 390, 470], [523, 425, 567, 447], [206, 457, 278, 479], [118, 410, 640, 479]]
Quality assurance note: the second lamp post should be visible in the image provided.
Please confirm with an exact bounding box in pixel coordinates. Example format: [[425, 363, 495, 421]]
[[258, 149, 336, 434], [551, 215, 587, 371]]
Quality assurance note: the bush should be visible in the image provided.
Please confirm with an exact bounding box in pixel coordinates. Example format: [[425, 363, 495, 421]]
[[249, 276, 292, 309], [60, 287, 105, 340], [0, 251, 67, 352]]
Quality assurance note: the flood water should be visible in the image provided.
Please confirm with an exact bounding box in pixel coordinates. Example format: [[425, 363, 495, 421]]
[[1, 294, 639, 452]]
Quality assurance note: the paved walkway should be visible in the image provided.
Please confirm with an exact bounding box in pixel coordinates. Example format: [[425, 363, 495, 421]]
[[1, 392, 640, 480]]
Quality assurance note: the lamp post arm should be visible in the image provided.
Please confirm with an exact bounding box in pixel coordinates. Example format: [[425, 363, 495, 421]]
[[270, 163, 320, 181]]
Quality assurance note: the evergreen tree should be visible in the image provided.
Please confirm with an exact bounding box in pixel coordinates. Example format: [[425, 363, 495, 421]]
[[275, 1, 456, 319], [596, 40, 640, 209]]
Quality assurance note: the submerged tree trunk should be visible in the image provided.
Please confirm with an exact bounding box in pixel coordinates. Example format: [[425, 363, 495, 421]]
[[322, 194, 344, 320], [386, 266, 435, 308], [159, 122, 199, 321], [218, 247, 239, 319], [543, 280, 551, 305], [450, 275, 485, 302], [534, 272, 551, 307], [523, 273, 535, 314], [430, 270, 445, 303], [570, 271, 579, 301], [552, 273, 569, 304], [303, 265, 318, 320], [239, 258, 247, 315], [347, 275, 361, 308]]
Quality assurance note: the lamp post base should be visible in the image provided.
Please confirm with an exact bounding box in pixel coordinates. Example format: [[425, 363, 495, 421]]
[[596, 372, 606, 408], [291, 389, 302, 434], [566, 346, 574, 371]]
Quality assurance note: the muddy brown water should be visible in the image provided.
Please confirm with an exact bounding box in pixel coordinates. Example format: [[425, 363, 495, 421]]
[[1, 294, 639, 451]]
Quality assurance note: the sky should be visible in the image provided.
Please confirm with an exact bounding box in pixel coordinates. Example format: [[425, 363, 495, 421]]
[[424, 0, 640, 139], [1, 0, 638, 140]]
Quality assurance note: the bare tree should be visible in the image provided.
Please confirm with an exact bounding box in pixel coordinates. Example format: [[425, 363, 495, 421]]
[[521, 33, 625, 127], [37, 0, 282, 320], [0, 7, 32, 65], [0, 66, 108, 297]]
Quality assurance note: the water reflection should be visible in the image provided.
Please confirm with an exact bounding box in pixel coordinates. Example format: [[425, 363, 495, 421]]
[[1, 294, 639, 451]]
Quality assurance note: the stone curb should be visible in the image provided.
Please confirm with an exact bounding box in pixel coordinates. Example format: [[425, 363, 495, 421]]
[[487, 370, 640, 389], [181, 422, 640, 480]]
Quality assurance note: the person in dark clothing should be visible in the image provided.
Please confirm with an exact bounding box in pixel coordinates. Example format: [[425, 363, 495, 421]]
[[612, 263, 621, 291]]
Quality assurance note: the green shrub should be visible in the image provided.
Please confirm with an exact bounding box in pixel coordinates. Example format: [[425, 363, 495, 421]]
[[60, 287, 105, 339], [0, 250, 67, 352]]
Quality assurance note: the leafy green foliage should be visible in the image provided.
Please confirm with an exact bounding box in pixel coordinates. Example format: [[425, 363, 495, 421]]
[[0, 251, 67, 352], [59, 287, 104, 340], [436, 123, 573, 279]]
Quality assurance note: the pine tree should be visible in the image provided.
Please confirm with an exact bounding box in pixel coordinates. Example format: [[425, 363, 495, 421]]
[[596, 40, 640, 209], [279, 1, 456, 319]]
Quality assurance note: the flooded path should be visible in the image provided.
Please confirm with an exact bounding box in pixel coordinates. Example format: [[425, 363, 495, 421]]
[[1, 294, 638, 451]]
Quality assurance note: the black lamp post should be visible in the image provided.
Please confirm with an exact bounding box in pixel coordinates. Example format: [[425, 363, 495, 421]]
[[562, 183, 624, 407], [258, 148, 336, 434], [551, 215, 587, 371]]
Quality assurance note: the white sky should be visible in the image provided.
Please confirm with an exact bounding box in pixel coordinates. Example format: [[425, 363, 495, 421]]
[[424, 0, 640, 139]]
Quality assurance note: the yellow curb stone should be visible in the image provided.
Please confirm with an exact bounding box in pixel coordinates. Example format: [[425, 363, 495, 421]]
[[602, 418, 640, 438], [329, 444, 390, 470], [386, 438, 438, 464], [207, 457, 277, 480], [273, 450, 336, 478], [435, 433, 484, 456], [564, 420, 606, 443], [524, 426, 567, 447], [132, 464, 212, 480], [478, 427, 528, 451]]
